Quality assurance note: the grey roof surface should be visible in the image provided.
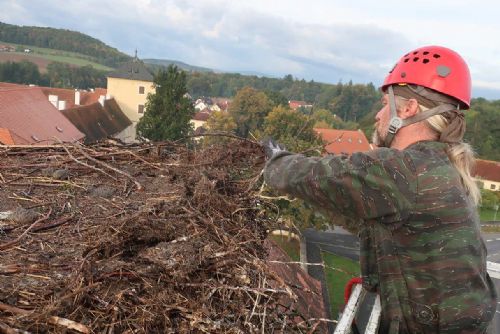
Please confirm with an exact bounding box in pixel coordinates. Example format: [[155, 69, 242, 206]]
[[107, 58, 154, 82]]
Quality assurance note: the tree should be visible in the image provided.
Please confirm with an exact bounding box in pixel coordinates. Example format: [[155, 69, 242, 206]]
[[465, 99, 500, 161], [203, 111, 237, 145], [228, 87, 272, 138], [480, 189, 499, 210], [137, 65, 195, 141], [0, 60, 47, 85], [261, 106, 321, 153], [206, 111, 237, 133], [264, 90, 288, 108]]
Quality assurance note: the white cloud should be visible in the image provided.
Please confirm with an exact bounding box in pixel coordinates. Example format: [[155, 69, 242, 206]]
[[0, 0, 499, 97]]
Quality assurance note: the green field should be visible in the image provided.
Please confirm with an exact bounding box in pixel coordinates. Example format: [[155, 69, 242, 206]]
[[480, 208, 499, 221], [0, 40, 114, 71], [322, 252, 360, 318]]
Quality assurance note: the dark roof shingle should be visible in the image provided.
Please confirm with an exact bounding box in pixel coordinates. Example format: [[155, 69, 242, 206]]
[[62, 98, 132, 144], [107, 59, 154, 82]]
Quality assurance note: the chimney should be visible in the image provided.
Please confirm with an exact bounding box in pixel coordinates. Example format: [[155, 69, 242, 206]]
[[75, 90, 80, 106], [58, 100, 66, 110], [98, 95, 105, 106], [48, 95, 58, 108]]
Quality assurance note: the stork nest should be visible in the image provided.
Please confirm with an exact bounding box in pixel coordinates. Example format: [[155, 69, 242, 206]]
[[0, 139, 326, 333]]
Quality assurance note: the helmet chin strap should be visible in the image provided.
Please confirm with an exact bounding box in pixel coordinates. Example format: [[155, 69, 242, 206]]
[[383, 85, 401, 147], [383, 85, 459, 148]]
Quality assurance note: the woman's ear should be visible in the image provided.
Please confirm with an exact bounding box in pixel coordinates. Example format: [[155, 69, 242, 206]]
[[400, 98, 419, 119]]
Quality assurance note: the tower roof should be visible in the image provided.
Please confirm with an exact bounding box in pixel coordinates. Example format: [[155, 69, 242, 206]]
[[108, 56, 154, 82]]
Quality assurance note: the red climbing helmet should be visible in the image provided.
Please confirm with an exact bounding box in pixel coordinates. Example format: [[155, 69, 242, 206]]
[[382, 46, 471, 109]]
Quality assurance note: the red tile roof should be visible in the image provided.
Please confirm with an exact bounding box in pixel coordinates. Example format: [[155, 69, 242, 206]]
[[41, 87, 80, 108], [265, 239, 327, 331], [41, 87, 107, 109], [193, 111, 211, 121], [0, 128, 15, 145], [0, 87, 84, 145], [289, 100, 312, 110], [80, 88, 107, 106], [0, 83, 106, 109], [314, 128, 372, 155], [210, 97, 232, 110], [473, 159, 500, 183]]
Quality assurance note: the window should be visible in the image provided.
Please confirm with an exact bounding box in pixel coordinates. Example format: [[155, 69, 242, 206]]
[[139, 86, 145, 94], [491, 184, 497, 190], [138, 104, 145, 114]]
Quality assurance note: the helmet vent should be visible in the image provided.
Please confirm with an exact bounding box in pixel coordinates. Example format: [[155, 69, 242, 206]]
[[423, 51, 430, 55], [413, 57, 420, 62], [404, 58, 409, 63], [413, 51, 418, 55], [433, 54, 441, 59], [423, 59, 430, 64]]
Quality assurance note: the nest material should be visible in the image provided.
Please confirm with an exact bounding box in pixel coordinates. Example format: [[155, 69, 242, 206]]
[[0, 140, 325, 333]]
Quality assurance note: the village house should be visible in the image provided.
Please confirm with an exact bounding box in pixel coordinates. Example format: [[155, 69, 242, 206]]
[[0, 44, 15, 52], [314, 128, 373, 155], [106, 55, 155, 139], [473, 159, 500, 192], [194, 100, 208, 111], [289, 100, 313, 110], [0, 82, 132, 144], [209, 103, 221, 112], [190, 110, 211, 133], [210, 97, 231, 111], [0, 86, 84, 145]]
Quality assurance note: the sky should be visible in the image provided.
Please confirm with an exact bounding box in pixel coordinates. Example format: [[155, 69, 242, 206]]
[[1, 0, 500, 98]]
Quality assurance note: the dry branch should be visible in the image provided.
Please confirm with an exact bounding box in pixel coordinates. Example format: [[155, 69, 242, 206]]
[[48, 316, 90, 334], [0, 141, 328, 333], [0, 208, 52, 251]]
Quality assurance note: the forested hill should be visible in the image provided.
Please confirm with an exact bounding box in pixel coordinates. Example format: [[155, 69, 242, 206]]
[[0, 21, 131, 67]]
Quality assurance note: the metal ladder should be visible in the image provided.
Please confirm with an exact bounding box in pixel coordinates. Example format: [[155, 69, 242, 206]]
[[334, 283, 381, 334], [334, 262, 500, 334]]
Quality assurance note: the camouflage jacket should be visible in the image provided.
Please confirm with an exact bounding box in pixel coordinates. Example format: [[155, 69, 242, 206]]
[[264, 141, 497, 333]]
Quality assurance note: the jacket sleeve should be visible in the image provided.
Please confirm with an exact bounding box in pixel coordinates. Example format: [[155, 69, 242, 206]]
[[263, 149, 416, 223]]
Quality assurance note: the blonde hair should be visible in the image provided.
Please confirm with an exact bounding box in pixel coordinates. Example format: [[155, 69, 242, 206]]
[[426, 114, 480, 206], [394, 96, 480, 206]]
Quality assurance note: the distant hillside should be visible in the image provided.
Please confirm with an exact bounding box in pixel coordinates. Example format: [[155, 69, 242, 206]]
[[143, 58, 213, 73], [0, 42, 114, 72], [0, 21, 131, 67]]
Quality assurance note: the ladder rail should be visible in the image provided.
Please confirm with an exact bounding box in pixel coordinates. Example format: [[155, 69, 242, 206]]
[[334, 284, 366, 334], [364, 295, 381, 334], [335, 283, 381, 334]]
